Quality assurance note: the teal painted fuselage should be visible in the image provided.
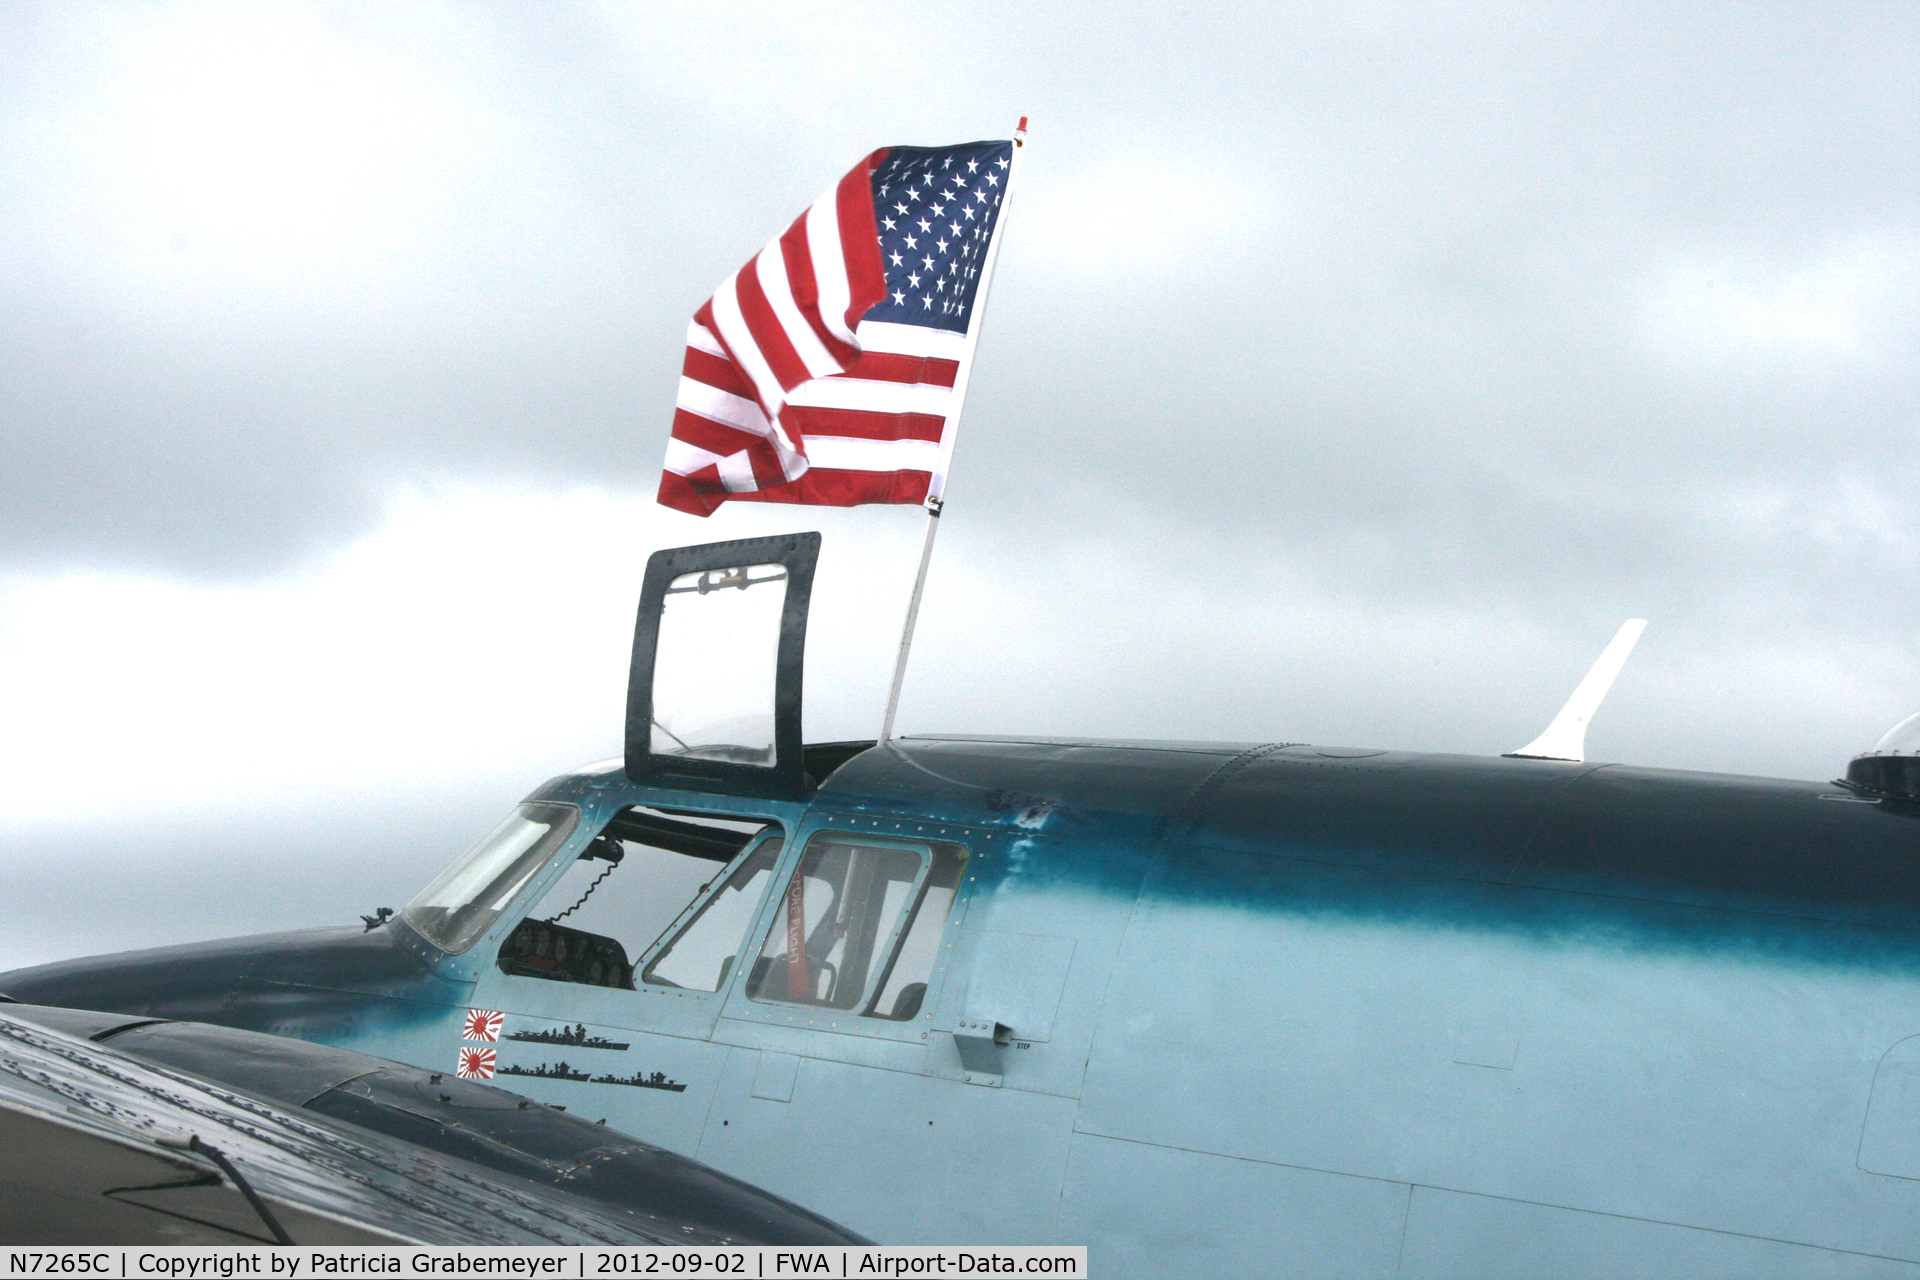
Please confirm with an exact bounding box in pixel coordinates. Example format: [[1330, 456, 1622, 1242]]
[[12, 734, 1920, 1276]]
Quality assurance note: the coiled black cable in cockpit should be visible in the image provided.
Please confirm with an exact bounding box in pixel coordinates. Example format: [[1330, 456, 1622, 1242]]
[[546, 837, 625, 924]]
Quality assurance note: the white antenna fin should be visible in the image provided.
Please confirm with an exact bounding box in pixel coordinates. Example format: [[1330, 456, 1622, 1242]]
[[1506, 619, 1647, 763]]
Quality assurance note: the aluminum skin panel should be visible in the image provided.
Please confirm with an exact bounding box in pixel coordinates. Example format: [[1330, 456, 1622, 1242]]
[[693, 1046, 1078, 1245], [1057, 1132, 1410, 1279], [1863, 1034, 1920, 1180], [1078, 840, 1920, 1263], [1173, 747, 1592, 883], [1515, 764, 1920, 929], [1398, 1186, 1920, 1280]]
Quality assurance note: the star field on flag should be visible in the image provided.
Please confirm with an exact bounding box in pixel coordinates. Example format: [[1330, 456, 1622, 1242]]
[[864, 143, 1011, 333], [658, 138, 1014, 516]]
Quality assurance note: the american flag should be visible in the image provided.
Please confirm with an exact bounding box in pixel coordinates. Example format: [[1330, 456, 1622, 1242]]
[[462, 1008, 503, 1042], [659, 138, 1016, 516], [456, 1047, 496, 1080]]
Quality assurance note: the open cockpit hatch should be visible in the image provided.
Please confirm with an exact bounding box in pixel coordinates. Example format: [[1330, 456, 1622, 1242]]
[[412, 534, 883, 989], [624, 534, 878, 800], [625, 533, 821, 801]]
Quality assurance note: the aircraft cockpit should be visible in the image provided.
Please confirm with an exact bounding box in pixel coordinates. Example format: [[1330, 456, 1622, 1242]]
[[497, 805, 775, 995], [399, 531, 978, 1045], [402, 796, 967, 1027]]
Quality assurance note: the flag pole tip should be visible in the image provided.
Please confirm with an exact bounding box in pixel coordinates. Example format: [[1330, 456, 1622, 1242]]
[[1016, 116, 1028, 141]]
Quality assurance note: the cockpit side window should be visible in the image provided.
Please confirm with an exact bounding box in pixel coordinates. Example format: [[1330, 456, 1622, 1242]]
[[404, 802, 581, 955], [746, 834, 968, 1021], [495, 806, 779, 991], [867, 846, 968, 1021], [641, 839, 782, 991]]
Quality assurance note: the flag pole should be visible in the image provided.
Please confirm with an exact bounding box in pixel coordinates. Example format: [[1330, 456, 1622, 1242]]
[[878, 115, 1029, 745], [877, 499, 942, 743]]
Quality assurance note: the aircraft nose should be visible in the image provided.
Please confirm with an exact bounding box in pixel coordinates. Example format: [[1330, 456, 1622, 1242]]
[[0, 921, 464, 1032], [0, 938, 252, 1019]]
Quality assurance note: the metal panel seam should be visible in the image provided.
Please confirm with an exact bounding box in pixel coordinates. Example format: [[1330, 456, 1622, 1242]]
[[1401, 1182, 1920, 1267], [1496, 760, 1619, 886], [1068, 743, 1293, 1135]]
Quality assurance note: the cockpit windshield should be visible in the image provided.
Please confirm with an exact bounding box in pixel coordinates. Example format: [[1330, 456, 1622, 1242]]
[[404, 802, 580, 954]]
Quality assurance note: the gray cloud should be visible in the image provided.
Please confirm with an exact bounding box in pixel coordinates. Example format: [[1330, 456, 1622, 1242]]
[[4, 2, 1909, 575], [2, 2, 1917, 968]]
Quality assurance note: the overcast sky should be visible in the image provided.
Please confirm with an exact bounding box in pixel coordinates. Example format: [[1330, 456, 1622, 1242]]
[[2, 2, 1916, 974]]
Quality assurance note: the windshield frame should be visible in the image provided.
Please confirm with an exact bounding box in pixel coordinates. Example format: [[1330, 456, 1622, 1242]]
[[403, 801, 582, 954]]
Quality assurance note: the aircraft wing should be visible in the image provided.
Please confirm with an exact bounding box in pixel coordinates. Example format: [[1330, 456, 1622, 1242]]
[[0, 1003, 859, 1245]]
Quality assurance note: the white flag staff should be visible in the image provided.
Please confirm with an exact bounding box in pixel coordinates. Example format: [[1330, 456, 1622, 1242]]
[[878, 115, 1028, 744]]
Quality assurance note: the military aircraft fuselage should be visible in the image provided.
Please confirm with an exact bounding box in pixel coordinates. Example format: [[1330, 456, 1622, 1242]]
[[10, 734, 1920, 1274]]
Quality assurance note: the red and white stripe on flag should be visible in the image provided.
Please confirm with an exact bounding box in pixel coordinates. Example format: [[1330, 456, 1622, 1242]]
[[659, 149, 966, 516]]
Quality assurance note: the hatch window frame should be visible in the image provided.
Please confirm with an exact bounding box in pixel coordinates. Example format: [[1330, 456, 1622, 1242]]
[[624, 534, 819, 802]]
